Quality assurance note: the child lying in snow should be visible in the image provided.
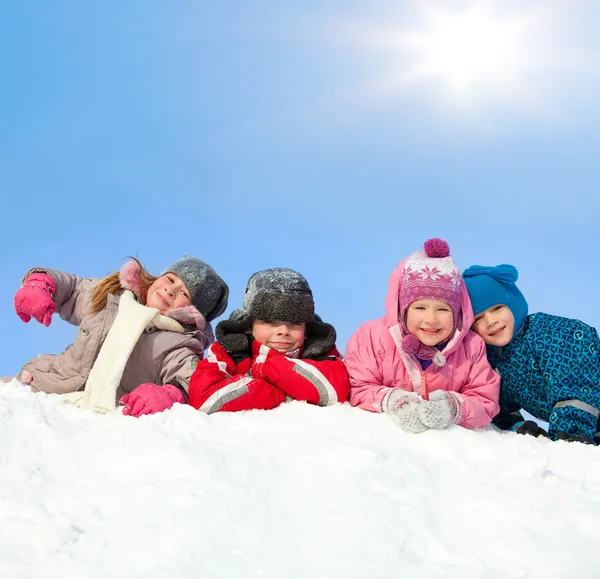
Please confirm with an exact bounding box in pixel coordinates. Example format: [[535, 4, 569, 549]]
[[188, 267, 350, 412], [345, 238, 499, 434], [5, 256, 228, 416], [464, 264, 600, 445]]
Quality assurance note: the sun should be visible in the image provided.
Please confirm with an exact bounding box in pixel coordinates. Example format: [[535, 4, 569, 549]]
[[402, 3, 539, 104], [327, 1, 550, 111]]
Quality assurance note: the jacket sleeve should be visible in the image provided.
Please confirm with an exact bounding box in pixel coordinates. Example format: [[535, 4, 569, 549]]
[[547, 404, 598, 440], [188, 343, 287, 413], [535, 316, 600, 439], [254, 344, 350, 406], [345, 323, 393, 413], [159, 347, 203, 395], [454, 335, 500, 429], [23, 267, 98, 327]]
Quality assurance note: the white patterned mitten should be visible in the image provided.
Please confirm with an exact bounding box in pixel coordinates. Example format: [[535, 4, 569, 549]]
[[391, 401, 430, 433], [381, 388, 422, 412], [417, 390, 460, 429]]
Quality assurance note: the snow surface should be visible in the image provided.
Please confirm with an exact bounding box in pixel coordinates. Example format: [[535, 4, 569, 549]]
[[1, 379, 599, 579]]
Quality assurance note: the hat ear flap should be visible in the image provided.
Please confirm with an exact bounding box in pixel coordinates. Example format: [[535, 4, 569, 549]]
[[215, 309, 251, 354], [303, 315, 337, 359]]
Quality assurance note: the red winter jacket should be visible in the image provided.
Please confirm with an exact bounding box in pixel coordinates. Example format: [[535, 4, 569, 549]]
[[188, 340, 350, 413]]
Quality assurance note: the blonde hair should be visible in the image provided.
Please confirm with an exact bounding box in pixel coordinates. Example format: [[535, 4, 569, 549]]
[[90, 257, 157, 314]]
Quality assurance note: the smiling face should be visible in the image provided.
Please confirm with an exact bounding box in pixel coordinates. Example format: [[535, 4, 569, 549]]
[[405, 298, 454, 346], [472, 304, 515, 347], [145, 273, 191, 314], [251, 320, 306, 353]]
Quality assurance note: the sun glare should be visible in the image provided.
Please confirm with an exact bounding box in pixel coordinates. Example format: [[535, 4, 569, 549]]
[[403, 4, 537, 102], [329, 2, 551, 111]]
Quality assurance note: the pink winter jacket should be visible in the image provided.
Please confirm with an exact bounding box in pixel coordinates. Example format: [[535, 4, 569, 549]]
[[345, 258, 500, 429]]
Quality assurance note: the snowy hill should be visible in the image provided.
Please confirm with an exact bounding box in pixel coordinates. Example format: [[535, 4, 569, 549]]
[[1, 379, 599, 579]]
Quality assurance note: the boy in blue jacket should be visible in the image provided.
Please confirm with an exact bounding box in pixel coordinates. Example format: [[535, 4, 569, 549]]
[[463, 264, 600, 445]]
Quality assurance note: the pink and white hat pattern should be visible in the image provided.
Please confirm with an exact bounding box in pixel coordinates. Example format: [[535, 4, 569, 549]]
[[398, 239, 462, 367], [399, 238, 462, 322]]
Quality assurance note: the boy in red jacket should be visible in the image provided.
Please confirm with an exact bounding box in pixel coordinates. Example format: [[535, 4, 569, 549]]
[[188, 268, 350, 413]]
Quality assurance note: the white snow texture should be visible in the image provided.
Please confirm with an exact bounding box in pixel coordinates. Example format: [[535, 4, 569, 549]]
[[1, 379, 599, 579]]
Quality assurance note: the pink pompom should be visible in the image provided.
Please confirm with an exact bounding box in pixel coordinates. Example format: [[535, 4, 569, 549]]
[[417, 344, 436, 360], [424, 238, 450, 258], [401, 335, 421, 355]]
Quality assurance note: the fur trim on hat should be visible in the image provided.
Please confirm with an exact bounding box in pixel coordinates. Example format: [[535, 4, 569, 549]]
[[242, 268, 315, 324], [215, 310, 252, 355], [248, 292, 315, 324], [303, 315, 337, 358], [215, 310, 336, 360]]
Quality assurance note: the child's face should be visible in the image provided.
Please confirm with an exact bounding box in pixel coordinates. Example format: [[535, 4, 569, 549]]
[[251, 320, 306, 353], [472, 304, 514, 347], [405, 299, 454, 346], [146, 273, 191, 314]]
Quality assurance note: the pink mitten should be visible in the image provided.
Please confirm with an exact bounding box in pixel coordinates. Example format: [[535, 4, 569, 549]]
[[14, 273, 57, 327], [120, 383, 185, 417]]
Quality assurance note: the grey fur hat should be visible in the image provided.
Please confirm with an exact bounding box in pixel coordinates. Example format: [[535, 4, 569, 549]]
[[242, 268, 315, 323], [162, 255, 229, 322], [215, 268, 337, 359]]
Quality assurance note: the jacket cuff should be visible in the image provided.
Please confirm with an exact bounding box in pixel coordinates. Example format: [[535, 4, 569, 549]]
[[376, 388, 396, 413], [449, 392, 465, 425]]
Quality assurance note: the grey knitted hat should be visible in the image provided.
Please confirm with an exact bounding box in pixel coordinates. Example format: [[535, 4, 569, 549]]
[[242, 268, 315, 323], [162, 255, 229, 322]]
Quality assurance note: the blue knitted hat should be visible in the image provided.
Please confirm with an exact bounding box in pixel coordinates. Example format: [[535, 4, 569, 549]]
[[462, 264, 528, 338]]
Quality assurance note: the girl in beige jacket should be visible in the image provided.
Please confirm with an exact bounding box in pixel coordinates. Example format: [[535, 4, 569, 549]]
[[7, 256, 229, 416]]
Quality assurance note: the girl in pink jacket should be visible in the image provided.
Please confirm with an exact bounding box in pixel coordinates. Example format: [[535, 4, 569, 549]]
[[345, 238, 499, 433]]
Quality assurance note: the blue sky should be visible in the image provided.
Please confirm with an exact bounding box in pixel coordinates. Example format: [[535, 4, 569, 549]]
[[1, 0, 600, 375]]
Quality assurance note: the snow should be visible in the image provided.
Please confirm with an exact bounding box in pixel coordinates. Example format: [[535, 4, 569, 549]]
[[1, 379, 599, 579]]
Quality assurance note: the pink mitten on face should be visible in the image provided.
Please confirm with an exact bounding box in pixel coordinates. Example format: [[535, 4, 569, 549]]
[[120, 383, 185, 417], [14, 273, 57, 327]]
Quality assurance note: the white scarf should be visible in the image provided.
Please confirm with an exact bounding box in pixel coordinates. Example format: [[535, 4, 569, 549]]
[[63, 290, 184, 413]]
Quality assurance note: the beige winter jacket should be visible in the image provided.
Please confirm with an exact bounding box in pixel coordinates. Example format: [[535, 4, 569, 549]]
[[18, 268, 209, 402]]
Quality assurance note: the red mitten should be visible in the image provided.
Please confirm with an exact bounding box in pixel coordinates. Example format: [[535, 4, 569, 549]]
[[14, 273, 57, 327], [249, 343, 278, 381]]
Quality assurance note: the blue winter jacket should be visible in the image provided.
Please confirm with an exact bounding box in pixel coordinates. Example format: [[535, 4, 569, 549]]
[[487, 312, 600, 440]]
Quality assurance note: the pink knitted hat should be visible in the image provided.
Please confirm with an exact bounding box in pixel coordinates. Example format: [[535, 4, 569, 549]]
[[399, 238, 462, 320], [399, 238, 462, 367]]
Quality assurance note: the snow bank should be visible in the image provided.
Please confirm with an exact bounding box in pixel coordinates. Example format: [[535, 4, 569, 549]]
[[1, 380, 599, 579]]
